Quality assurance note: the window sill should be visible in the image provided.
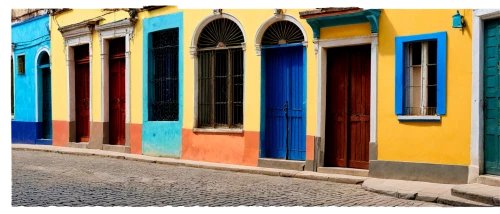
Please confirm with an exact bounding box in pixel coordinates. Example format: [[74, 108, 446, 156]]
[[193, 128, 243, 134], [397, 115, 441, 122]]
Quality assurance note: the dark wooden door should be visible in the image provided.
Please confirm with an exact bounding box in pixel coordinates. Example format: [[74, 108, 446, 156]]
[[109, 38, 126, 145], [325, 45, 371, 169], [483, 19, 500, 176], [42, 67, 52, 139], [75, 45, 90, 142]]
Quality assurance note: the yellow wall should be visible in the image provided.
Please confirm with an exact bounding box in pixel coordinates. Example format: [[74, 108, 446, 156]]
[[320, 22, 372, 39], [377, 9, 473, 165], [181, 9, 317, 135], [50, 8, 187, 124]]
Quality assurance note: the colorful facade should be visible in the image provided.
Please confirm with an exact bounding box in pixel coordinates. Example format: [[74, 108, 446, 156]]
[[11, 12, 52, 145], [15, 7, 500, 184]]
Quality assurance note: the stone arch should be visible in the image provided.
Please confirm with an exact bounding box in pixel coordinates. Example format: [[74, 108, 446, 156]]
[[189, 12, 246, 58], [254, 14, 308, 55]]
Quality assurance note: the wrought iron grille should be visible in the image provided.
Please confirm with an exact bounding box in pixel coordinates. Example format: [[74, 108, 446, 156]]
[[197, 18, 244, 49], [404, 41, 437, 116], [198, 48, 244, 128], [148, 28, 179, 121], [262, 21, 304, 46]]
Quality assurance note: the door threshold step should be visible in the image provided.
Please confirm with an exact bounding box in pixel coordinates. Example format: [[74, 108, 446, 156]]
[[258, 158, 305, 171], [317, 167, 368, 177], [451, 183, 500, 206], [102, 144, 130, 154], [66, 142, 88, 149], [477, 175, 500, 187], [34, 139, 52, 145]]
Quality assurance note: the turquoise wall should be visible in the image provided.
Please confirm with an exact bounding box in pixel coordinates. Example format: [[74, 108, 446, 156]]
[[142, 12, 184, 157]]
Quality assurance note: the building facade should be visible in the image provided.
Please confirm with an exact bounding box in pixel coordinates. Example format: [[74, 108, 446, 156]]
[[25, 7, 500, 184], [11, 10, 52, 145]]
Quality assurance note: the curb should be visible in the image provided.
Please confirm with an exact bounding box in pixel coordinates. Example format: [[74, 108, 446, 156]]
[[12, 145, 367, 185], [361, 179, 493, 207]]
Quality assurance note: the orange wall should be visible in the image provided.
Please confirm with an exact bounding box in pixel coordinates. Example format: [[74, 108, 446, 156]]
[[181, 129, 259, 166]]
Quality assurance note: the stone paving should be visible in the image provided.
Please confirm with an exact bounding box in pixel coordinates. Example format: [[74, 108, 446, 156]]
[[12, 150, 448, 207]]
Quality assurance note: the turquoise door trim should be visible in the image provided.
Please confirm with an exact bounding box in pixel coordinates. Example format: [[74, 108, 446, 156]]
[[303, 9, 381, 38]]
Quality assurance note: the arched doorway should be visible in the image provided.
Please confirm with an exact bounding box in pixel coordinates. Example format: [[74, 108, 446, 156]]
[[38, 51, 52, 139], [195, 17, 245, 129], [259, 19, 307, 161]]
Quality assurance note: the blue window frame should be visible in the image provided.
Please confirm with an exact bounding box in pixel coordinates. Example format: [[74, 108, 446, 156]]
[[395, 32, 447, 117]]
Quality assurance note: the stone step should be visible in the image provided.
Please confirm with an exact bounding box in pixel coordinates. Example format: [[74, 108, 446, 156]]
[[477, 175, 500, 187], [102, 144, 130, 154], [437, 191, 493, 207], [257, 158, 305, 171], [317, 167, 368, 177], [451, 183, 500, 206]]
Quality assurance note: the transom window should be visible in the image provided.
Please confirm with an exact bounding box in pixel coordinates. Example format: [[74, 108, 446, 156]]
[[197, 18, 244, 128], [17, 55, 25, 75], [148, 28, 179, 121], [262, 20, 304, 46], [404, 40, 438, 116]]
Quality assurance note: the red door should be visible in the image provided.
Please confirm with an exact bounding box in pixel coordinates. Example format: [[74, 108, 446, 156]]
[[74, 45, 90, 142], [109, 38, 126, 145], [325, 45, 371, 169]]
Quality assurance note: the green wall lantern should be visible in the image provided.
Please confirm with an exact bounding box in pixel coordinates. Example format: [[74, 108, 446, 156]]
[[452, 10, 466, 30]]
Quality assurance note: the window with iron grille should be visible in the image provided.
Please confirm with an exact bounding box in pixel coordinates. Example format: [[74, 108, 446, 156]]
[[148, 28, 179, 121], [17, 54, 25, 75], [197, 18, 244, 128], [404, 40, 438, 116]]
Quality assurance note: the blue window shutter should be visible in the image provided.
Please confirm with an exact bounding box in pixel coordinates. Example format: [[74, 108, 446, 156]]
[[436, 32, 447, 115], [395, 37, 404, 115]]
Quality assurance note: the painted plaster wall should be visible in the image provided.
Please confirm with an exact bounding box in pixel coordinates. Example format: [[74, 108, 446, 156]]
[[11, 15, 51, 144], [12, 15, 50, 122], [180, 9, 317, 165], [50, 9, 143, 151], [376, 9, 473, 165], [141, 10, 184, 157]]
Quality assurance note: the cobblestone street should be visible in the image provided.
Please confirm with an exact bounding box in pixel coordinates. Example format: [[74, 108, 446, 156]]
[[12, 150, 448, 207]]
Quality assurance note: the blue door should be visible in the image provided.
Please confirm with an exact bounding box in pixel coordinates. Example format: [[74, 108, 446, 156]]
[[264, 46, 305, 160]]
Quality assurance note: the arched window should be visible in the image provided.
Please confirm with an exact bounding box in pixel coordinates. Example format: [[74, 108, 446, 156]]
[[197, 18, 244, 128], [261, 20, 304, 46]]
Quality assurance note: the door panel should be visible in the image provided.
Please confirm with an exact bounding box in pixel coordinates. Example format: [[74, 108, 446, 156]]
[[287, 46, 305, 160], [348, 45, 371, 169], [75, 63, 90, 142], [264, 46, 305, 160], [325, 47, 349, 167], [484, 19, 500, 176], [325, 45, 370, 169], [42, 68, 52, 139], [109, 58, 126, 145], [265, 48, 288, 159]]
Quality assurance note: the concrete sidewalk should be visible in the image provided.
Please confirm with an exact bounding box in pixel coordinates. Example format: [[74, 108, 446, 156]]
[[11, 144, 499, 207], [362, 178, 497, 207]]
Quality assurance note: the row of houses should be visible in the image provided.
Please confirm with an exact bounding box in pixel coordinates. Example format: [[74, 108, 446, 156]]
[[11, 7, 500, 185]]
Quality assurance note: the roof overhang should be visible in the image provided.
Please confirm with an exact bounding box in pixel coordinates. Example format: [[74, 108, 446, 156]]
[[58, 17, 104, 39], [300, 8, 381, 38]]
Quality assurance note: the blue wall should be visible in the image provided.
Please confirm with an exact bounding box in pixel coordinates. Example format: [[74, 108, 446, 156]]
[[11, 14, 51, 144], [142, 12, 184, 157]]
